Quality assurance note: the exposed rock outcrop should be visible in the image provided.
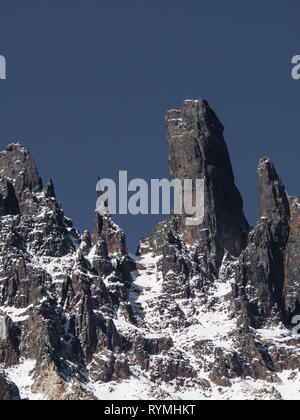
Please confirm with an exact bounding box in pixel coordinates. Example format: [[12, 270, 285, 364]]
[[0, 372, 20, 400], [139, 99, 249, 299], [233, 158, 290, 327], [233, 157, 300, 330], [165, 99, 249, 259]]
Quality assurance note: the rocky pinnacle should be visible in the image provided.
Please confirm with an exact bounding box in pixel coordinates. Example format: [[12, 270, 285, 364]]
[[166, 100, 249, 261], [0, 101, 299, 400]]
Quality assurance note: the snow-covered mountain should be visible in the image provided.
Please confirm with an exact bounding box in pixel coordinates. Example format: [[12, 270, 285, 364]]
[[0, 100, 299, 400]]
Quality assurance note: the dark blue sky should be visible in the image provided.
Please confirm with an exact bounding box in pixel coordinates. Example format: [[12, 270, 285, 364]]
[[0, 1, 299, 251]]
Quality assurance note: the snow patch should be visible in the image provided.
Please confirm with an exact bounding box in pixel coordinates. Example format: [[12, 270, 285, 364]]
[[5, 359, 44, 400]]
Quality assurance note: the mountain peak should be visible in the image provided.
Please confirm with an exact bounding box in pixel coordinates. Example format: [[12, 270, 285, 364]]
[[164, 99, 248, 260], [257, 156, 290, 225]]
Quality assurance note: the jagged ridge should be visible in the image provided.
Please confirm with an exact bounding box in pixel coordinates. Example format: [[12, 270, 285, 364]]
[[0, 100, 299, 401]]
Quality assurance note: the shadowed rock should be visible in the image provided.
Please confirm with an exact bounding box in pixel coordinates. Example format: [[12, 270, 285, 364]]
[[165, 99, 249, 259], [0, 373, 20, 400], [234, 157, 291, 327]]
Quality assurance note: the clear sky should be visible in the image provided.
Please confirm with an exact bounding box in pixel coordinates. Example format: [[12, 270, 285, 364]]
[[0, 0, 299, 251]]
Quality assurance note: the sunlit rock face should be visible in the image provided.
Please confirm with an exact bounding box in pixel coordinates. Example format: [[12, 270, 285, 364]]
[[0, 102, 299, 400]]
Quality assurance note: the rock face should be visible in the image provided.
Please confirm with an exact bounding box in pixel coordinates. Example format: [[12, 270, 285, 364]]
[[233, 157, 300, 331], [165, 100, 249, 260], [0, 372, 20, 400], [139, 100, 249, 299], [283, 196, 300, 320], [233, 158, 291, 328], [0, 100, 299, 401]]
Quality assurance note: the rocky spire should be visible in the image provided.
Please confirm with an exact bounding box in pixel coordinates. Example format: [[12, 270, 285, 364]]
[[234, 158, 291, 327], [0, 144, 79, 257], [257, 157, 290, 241], [92, 179, 126, 255], [162, 99, 248, 261], [44, 178, 56, 199], [137, 100, 250, 299], [0, 143, 42, 214]]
